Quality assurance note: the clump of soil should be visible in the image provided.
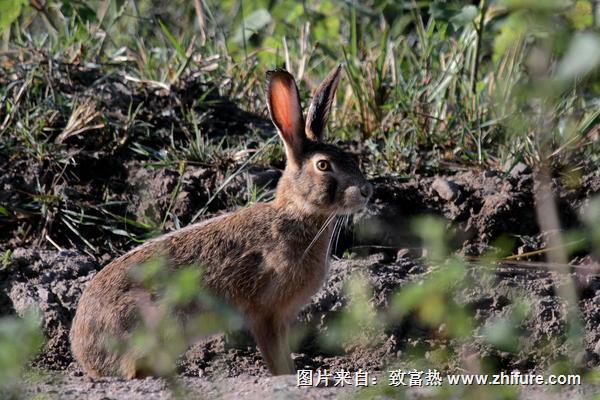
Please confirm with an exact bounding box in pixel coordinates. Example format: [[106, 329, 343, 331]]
[[359, 168, 599, 257], [0, 248, 99, 369]]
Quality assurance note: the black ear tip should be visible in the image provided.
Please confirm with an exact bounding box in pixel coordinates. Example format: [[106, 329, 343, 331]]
[[329, 64, 343, 81]]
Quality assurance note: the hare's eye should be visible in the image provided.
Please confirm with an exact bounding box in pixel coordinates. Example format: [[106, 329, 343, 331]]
[[316, 159, 331, 172]]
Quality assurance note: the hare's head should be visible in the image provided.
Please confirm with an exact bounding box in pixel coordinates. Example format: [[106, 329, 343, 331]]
[[267, 66, 372, 216]]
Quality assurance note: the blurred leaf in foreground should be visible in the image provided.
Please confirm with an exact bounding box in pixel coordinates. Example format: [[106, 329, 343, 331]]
[[0, 0, 28, 34], [321, 273, 384, 351], [0, 309, 43, 397], [120, 259, 243, 377], [557, 32, 600, 82]]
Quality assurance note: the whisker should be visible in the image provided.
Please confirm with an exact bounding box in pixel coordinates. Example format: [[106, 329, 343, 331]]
[[302, 212, 337, 260], [326, 217, 341, 260], [335, 214, 351, 257], [332, 217, 345, 256], [351, 215, 358, 253], [333, 217, 343, 256]]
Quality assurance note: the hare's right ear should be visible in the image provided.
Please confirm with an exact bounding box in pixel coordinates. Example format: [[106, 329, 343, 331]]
[[305, 65, 342, 141], [266, 69, 306, 168]]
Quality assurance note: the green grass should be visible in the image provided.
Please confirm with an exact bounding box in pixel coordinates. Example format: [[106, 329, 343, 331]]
[[2, 0, 598, 169]]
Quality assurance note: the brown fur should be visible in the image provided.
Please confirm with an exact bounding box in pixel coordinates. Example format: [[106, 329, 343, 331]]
[[70, 67, 372, 378]]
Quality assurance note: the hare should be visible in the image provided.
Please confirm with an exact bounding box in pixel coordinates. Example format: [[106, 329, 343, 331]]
[[70, 65, 373, 378]]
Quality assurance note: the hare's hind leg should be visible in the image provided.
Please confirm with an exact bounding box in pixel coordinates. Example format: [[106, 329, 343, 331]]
[[249, 313, 294, 375], [71, 286, 156, 379]]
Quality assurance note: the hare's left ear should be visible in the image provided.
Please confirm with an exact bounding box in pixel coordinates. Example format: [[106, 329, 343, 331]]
[[305, 64, 342, 141], [266, 69, 306, 168]]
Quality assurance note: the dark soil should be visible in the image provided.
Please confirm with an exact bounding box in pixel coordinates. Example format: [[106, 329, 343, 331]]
[[358, 168, 600, 258], [8, 251, 600, 399], [0, 61, 272, 254]]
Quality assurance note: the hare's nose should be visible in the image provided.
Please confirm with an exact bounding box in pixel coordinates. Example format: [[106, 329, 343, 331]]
[[360, 182, 373, 198]]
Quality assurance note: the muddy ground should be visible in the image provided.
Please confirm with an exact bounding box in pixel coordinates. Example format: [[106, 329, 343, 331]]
[[1, 64, 600, 398]]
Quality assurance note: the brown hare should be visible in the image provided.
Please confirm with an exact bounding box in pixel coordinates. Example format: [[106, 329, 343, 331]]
[[70, 66, 373, 378]]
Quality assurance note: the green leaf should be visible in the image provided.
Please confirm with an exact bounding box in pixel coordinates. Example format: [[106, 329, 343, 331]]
[[110, 228, 132, 237], [482, 316, 520, 352], [567, 0, 593, 29], [500, 0, 570, 11], [557, 33, 600, 81], [450, 5, 478, 26], [0, 310, 43, 390], [0, 204, 10, 216], [0, 0, 28, 34], [233, 9, 272, 44], [158, 18, 186, 60], [493, 11, 528, 63]]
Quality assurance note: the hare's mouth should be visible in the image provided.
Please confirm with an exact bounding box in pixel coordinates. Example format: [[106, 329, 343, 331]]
[[338, 198, 369, 215], [339, 186, 371, 214]]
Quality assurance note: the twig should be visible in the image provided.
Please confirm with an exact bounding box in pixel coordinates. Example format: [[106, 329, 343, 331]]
[[45, 234, 64, 252], [193, 0, 207, 45], [503, 239, 586, 261], [123, 74, 171, 91], [498, 259, 599, 273]]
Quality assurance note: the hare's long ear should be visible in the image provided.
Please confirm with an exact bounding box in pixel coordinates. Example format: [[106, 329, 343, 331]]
[[305, 64, 342, 141], [266, 69, 306, 168]]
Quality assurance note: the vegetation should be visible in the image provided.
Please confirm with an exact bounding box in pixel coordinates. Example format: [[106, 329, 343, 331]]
[[2, 0, 598, 165]]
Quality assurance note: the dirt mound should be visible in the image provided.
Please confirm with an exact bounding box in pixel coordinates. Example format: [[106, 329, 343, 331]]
[[123, 162, 281, 229], [2, 61, 270, 147], [359, 168, 599, 257], [0, 62, 273, 253], [1, 248, 99, 369]]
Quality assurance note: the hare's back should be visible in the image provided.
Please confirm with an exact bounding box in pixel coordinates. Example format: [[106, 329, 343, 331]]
[[167, 204, 276, 264]]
